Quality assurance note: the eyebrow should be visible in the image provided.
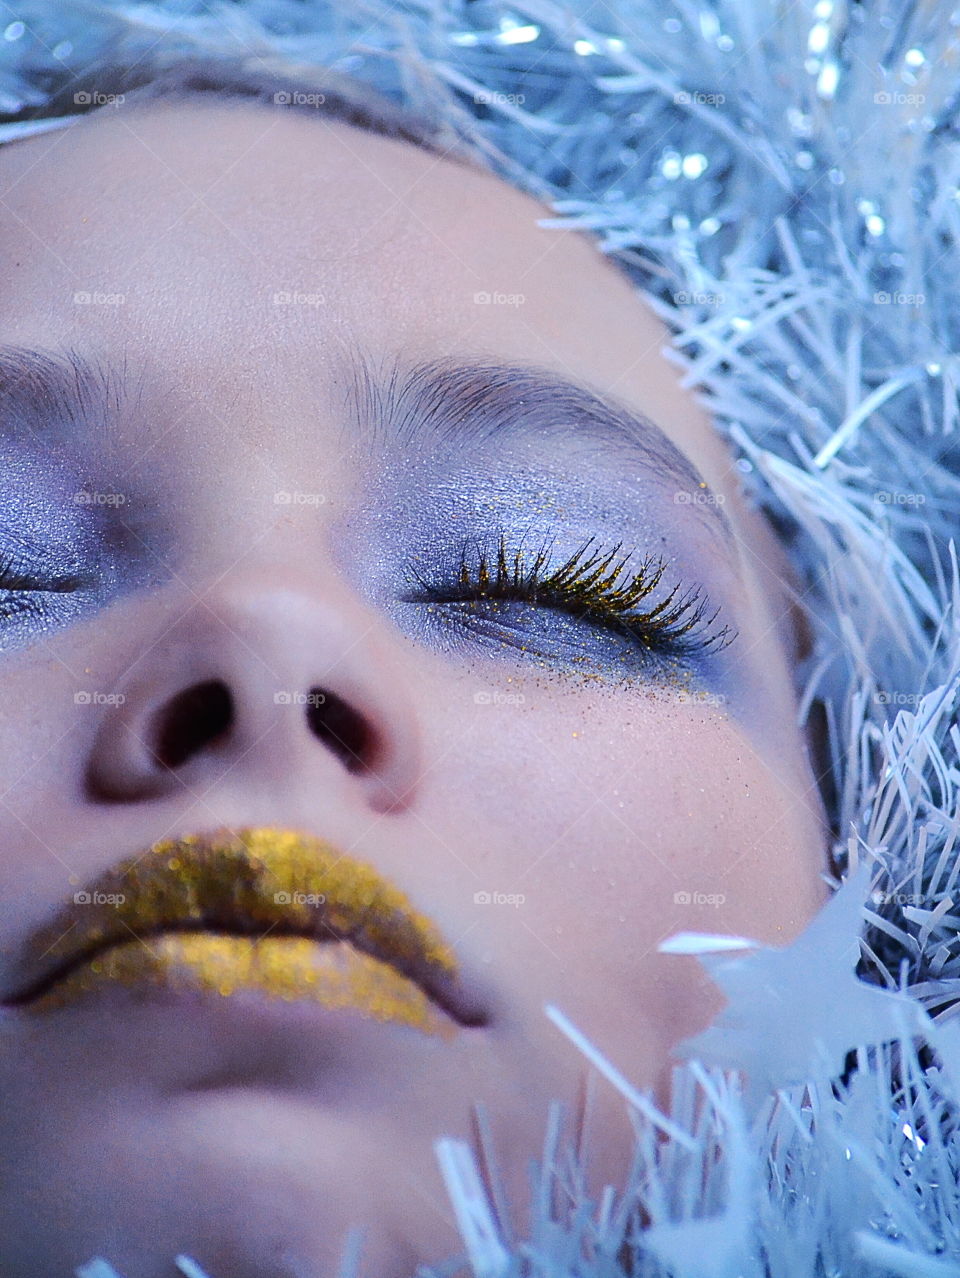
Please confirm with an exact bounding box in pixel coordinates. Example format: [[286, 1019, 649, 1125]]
[[347, 356, 735, 546], [0, 344, 734, 548], [0, 344, 128, 446]]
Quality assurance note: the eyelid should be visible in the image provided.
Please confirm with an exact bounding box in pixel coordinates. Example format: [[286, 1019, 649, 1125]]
[[0, 548, 87, 593], [401, 531, 736, 659]]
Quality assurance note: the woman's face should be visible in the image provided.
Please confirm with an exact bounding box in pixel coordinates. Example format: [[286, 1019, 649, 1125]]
[[0, 99, 827, 1278]]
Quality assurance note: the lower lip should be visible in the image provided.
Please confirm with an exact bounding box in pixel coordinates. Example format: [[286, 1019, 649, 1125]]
[[27, 934, 455, 1039]]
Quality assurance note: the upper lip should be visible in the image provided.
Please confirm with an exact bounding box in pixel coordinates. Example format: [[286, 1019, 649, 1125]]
[[1, 825, 488, 1027]]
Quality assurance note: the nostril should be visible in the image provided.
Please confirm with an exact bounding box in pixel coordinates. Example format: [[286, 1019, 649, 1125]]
[[152, 679, 234, 770], [306, 687, 373, 774]]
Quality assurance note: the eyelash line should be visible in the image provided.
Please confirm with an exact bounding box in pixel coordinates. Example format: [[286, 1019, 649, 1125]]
[[407, 532, 736, 655], [0, 536, 735, 662], [0, 552, 84, 594]]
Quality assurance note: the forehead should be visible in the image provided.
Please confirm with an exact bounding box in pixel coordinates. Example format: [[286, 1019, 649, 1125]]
[[0, 98, 737, 490], [0, 100, 562, 336]]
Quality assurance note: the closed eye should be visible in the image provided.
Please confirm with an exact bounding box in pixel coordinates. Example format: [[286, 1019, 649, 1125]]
[[401, 533, 736, 660]]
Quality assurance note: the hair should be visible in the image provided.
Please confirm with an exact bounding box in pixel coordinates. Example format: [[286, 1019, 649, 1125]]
[[19, 53, 472, 163]]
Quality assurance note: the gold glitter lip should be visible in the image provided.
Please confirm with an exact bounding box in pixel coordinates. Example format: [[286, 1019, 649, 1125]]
[[2, 826, 486, 1034]]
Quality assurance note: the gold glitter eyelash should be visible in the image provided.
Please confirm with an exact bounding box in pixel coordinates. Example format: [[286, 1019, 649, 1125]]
[[414, 533, 735, 654]]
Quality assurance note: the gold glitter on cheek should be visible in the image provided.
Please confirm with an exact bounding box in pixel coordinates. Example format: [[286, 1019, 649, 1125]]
[[31, 935, 454, 1040]]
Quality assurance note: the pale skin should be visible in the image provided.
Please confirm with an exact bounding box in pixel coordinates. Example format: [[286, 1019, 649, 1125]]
[[0, 99, 829, 1277]]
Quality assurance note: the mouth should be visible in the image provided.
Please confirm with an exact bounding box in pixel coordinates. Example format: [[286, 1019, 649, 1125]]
[[2, 826, 488, 1036]]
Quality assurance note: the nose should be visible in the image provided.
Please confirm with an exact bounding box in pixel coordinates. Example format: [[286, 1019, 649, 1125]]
[[83, 575, 423, 814]]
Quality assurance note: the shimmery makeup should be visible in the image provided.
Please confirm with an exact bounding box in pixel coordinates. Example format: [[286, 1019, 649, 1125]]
[[338, 436, 746, 703], [346, 355, 735, 550], [31, 935, 453, 1038], [7, 827, 465, 1037]]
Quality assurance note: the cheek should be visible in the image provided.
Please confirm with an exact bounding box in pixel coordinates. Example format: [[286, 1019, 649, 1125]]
[[0, 657, 92, 923], [421, 688, 828, 951], [413, 683, 828, 1094]]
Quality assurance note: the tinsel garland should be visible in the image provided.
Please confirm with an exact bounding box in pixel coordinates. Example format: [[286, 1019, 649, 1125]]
[[3, 2, 960, 1275]]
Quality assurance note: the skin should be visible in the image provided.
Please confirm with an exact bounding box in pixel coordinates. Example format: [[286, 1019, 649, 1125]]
[[0, 99, 829, 1278]]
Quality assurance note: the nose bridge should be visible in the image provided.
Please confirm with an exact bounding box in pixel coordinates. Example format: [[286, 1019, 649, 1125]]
[[83, 571, 423, 815]]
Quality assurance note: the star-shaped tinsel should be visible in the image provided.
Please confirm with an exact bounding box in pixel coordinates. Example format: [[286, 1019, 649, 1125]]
[[660, 862, 934, 1113]]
